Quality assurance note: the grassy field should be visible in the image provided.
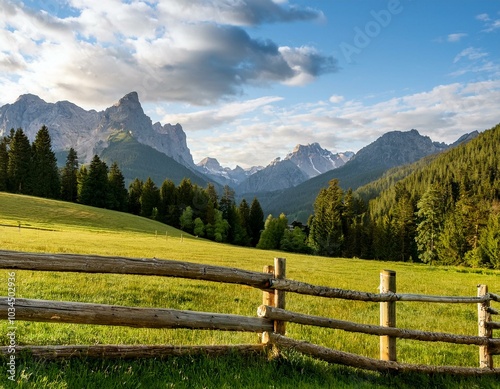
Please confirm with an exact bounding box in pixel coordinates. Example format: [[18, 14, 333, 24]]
[[0, 192, 499, 388]]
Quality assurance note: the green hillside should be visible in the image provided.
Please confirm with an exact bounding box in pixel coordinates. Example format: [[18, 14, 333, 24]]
[[0, 192, 499, 387]]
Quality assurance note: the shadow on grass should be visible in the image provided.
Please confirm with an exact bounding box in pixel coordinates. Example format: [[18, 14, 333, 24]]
[[1, 351, 498, 389]]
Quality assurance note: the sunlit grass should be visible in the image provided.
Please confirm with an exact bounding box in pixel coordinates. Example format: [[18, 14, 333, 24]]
[[1, 192, 499, 387]]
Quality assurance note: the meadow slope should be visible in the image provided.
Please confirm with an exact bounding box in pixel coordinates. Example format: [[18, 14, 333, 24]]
[[0, 192, 499, 388]]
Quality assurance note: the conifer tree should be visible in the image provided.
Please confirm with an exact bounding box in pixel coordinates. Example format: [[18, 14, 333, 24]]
[[475, 212, 500, 269], [7, 128, 32, 194], [128, 178, 143, 215], [140, 177, 160, 218], [31, 125, 60, 199], [77, 165, 88, 203], [248, 197, 265, 246], [415, 186, 445, 263], [0, 137, 9, 191], [79, 155, 109, 208], [159, 179, 177, 224], [60, 148, 79, 202], [107, 162, 128, 211], [309, 179, 344, 256]]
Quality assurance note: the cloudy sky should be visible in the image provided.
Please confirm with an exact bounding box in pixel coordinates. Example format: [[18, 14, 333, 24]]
[[1, 0, 499, 168]]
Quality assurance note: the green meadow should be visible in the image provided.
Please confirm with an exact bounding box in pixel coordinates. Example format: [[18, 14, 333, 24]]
[[0, 192, 499, 388]]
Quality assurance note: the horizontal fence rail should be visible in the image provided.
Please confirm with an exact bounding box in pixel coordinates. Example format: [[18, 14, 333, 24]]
[[0, 250, 495, 304], [267, 333, 500, 376], [0, 344, 266, 360], [1, 250, 499, 375], [257, 305, 500, 347], [270, 278, 492, 303], [0, 297, 273, 332], [0, 250, 271, 290]]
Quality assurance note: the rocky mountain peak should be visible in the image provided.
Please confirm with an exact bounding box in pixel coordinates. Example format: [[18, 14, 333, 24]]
[[15, 93, 45, 105], [197, 157, 223, 171], [285, 142, 352, 178], [0, 92, 195, 168]]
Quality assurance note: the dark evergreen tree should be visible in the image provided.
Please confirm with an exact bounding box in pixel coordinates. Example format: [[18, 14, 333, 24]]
[[77, 165, 88, 203], [415, 186, 445, 263], [474, 212, 500, 268], [309, 179, 345, 257], [177, 178, 194, 210], [60, 148, 79, 202], [140, 177, 160, 219], [31, 125, 60, 199], [219, 185, 237, 243], [159, 179, 177, 225], [79, 155, 109, 208], [392, 183, 417, 261], [128, 178, 143, 215], [0, 137, 9, 191], [248, 197, 265, 246], [107, 162, 128, 211], [7, 128, 32, 194]]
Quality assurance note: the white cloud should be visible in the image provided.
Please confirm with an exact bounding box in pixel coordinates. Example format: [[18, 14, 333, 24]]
[[329, 94, 344, 104], [447, 33, 467, 42], [476, 12, 500, 32], [186, 80, 500, 168], [453, 47, 488, 63], [0, 0, 337, 108]]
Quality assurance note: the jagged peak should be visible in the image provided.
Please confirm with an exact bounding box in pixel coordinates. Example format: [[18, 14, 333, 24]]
[[114, 91, 140, 107], [197, 157, 222, 169], [15, 93, 46, 104]]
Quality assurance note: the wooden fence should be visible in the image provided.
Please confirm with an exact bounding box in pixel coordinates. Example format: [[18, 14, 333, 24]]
[[1, 250, 499, 375]]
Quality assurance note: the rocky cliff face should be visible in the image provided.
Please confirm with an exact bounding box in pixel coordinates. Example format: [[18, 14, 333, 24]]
[[0, 92, 195, 167]]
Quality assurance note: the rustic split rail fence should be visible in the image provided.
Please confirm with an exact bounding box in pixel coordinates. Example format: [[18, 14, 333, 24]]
[[1, 250, 499, 375]]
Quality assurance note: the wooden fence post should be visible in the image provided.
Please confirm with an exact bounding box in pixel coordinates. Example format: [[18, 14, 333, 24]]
[[380, 270, 397, 362], [478, 284, 493, 369], [274, 257, 286, 336], [261, 265, 275, 344]]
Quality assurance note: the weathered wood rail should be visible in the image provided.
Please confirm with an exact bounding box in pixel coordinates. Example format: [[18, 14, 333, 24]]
[[0, 250, 499, 375]]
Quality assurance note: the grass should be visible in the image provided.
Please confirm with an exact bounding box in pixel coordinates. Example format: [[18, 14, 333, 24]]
[[0, 192, 499, 388]]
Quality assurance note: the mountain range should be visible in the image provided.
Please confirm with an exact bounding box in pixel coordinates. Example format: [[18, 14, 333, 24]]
[[0, 92, 478, 220]]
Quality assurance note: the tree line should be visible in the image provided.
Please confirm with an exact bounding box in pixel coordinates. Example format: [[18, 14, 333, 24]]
[[0, 127, 265, 247], [3, 123, 499, 268]]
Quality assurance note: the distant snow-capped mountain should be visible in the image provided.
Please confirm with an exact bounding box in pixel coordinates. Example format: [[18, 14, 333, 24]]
[[284, 143, 354, 178], [196, 157, 263, 186], [233, 143, 353, 194]]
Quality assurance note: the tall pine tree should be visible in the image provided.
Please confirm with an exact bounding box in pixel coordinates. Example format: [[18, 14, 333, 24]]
[[31, 125, 60, 199], [60, 148, 79, 202], [108, 162, 128, 211], [309, 179, 345, 257], [79, 155, 109, 208], [7, 128, 32, 194], [0, 137, 9, 191]]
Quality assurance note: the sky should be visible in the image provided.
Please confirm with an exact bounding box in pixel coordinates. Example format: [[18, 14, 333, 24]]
[[1, 0, 499, 168]]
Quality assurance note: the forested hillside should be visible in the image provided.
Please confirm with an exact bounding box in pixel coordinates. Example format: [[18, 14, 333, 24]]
[[303, 123, 500, 267], [364, 123, 500, 267]]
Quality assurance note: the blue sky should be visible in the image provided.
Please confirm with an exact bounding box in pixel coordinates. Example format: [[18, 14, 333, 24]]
[[1, 0, 499, 168]]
